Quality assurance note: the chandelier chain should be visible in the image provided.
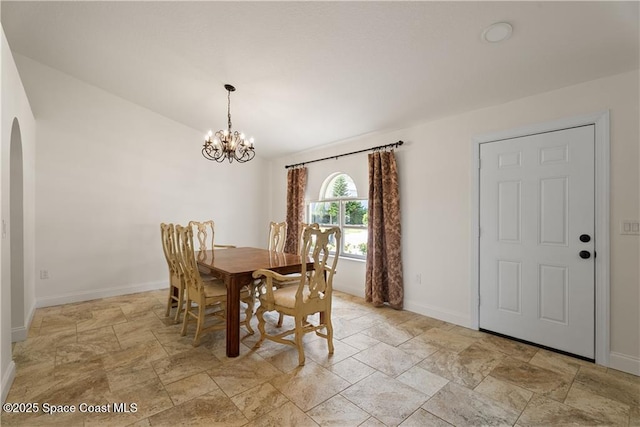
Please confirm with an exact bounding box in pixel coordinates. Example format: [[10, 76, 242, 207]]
[[227, 89, 232, 131]]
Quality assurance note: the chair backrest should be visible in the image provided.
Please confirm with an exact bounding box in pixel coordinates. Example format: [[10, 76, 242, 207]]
[[161, 223, 180, 279], [188, 220, 215, 253], [298, 222, 320, 256], [268, 221, 287, 253], [176, 224, 203, 294], [299, 226, 341, 304]]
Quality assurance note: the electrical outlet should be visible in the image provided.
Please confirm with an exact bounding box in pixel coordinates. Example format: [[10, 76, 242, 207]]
[[40, 270, 49, 280], [416, 273, 422, 284]]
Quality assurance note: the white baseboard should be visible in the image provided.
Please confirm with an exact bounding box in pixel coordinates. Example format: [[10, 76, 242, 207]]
[[609, 351, 640, 376], [11, 326, 27, 343], [403, 300, 472, 328], [36, 280, 168, 308], [11, 302, 36, 342], [333, 286, 472, 328], [1, 361, 16, 404]]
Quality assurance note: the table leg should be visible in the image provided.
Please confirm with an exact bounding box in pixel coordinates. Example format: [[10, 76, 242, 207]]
[[226, 276, 240, 357]]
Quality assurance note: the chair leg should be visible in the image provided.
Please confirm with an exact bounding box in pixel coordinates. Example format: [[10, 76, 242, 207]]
[[165, 287, 174, 317], [181, 297, 191, 337], [325, 311, 334, 355], [277, 313, 284, 327], [295, 315, 306, 366], [193, 301, 204, 347], [244, 297, 255, 335], [174, 286, 184, 324], [254, 306, 267, 348], [276, 312, 305, 327]]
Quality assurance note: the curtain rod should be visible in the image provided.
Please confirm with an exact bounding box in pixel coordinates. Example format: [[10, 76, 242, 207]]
[[284, 140, 403, 169]]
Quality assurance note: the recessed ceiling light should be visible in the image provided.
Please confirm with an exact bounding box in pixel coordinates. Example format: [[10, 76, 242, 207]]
[[482, 22, 513, 43]]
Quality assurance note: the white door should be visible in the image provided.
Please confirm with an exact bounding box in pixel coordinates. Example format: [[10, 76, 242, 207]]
[[479, 125, 595, 359]]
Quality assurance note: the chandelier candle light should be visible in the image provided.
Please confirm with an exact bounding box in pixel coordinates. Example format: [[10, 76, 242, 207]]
[[202, 84, 255, 163]]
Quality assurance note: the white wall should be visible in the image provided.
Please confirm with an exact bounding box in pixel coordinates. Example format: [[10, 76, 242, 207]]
[[14, 55, 271, 307], [270, 70, 640, 374], [1, 26, 36, 403]]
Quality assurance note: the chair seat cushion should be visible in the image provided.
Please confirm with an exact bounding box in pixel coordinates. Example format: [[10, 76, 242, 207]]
[[202, 280, 227, 298], [273, 274, 302, 288], [200, 273, 217, 281], [199, 269, 219, 282], [272, 286, 314, 308]]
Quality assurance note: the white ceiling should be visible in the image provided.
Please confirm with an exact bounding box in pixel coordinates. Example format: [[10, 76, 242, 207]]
[[2, 1, 638, 159]]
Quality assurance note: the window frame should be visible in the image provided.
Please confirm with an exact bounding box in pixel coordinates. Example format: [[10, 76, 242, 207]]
[[307, 173, 368, 260]]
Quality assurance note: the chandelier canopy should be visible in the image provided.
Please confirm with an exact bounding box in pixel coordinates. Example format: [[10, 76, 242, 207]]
[[202, 84, 255, 163]]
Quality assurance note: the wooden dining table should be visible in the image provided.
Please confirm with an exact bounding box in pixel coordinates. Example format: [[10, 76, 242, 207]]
[[196, 247, 313, 357]]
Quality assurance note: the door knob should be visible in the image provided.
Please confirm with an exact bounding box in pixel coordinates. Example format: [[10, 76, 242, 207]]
[[579, 234, 591, 243], [579, 250, 591, 259]]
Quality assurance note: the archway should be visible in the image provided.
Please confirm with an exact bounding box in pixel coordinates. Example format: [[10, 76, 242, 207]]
[[10, 118, 25, 341]]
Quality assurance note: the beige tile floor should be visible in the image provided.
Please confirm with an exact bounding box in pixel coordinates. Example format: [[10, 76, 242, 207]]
[[3, 289, 639, 426]]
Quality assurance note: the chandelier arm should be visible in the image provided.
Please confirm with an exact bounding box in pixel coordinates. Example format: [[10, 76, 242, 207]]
[[202, 83, 253, 163]]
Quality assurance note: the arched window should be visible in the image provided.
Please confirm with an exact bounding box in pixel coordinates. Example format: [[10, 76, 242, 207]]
[[322, 173, 358, 198], [308, 173, 368, 259]]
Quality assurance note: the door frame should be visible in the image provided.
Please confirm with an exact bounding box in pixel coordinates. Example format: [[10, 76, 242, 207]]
[[470, 111, 610, 366]]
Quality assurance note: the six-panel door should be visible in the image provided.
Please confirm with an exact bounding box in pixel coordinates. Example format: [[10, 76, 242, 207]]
[[479, 125, 595, 359]]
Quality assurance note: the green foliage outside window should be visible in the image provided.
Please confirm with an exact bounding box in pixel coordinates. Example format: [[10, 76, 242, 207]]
[[309, 173, 369, 258]]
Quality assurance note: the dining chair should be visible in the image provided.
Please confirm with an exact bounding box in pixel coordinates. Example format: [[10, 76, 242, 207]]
[[268, 221, 288, 253], [251, 221, 317, 328], [246, 220, 289, 329], [176, 224, 253, 346], [188, 220, 236, 279], [274, 222, 321, 327], [252, 226, 341, 366], [188, 220, 236, 252], [254, 222, 320, 328], [160, 223, 185, 323], [297, 222, 320, 256]]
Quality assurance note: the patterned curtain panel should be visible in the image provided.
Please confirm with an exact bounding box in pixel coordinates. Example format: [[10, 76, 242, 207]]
[[366, 151, 403, 309], [284, 167, 308, 254]]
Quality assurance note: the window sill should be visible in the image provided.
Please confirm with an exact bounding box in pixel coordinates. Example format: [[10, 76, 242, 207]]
[[330, 255, 366, 263]]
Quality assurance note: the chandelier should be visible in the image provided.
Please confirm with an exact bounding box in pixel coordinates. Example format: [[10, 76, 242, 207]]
[[202, 84, 255, 163]]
